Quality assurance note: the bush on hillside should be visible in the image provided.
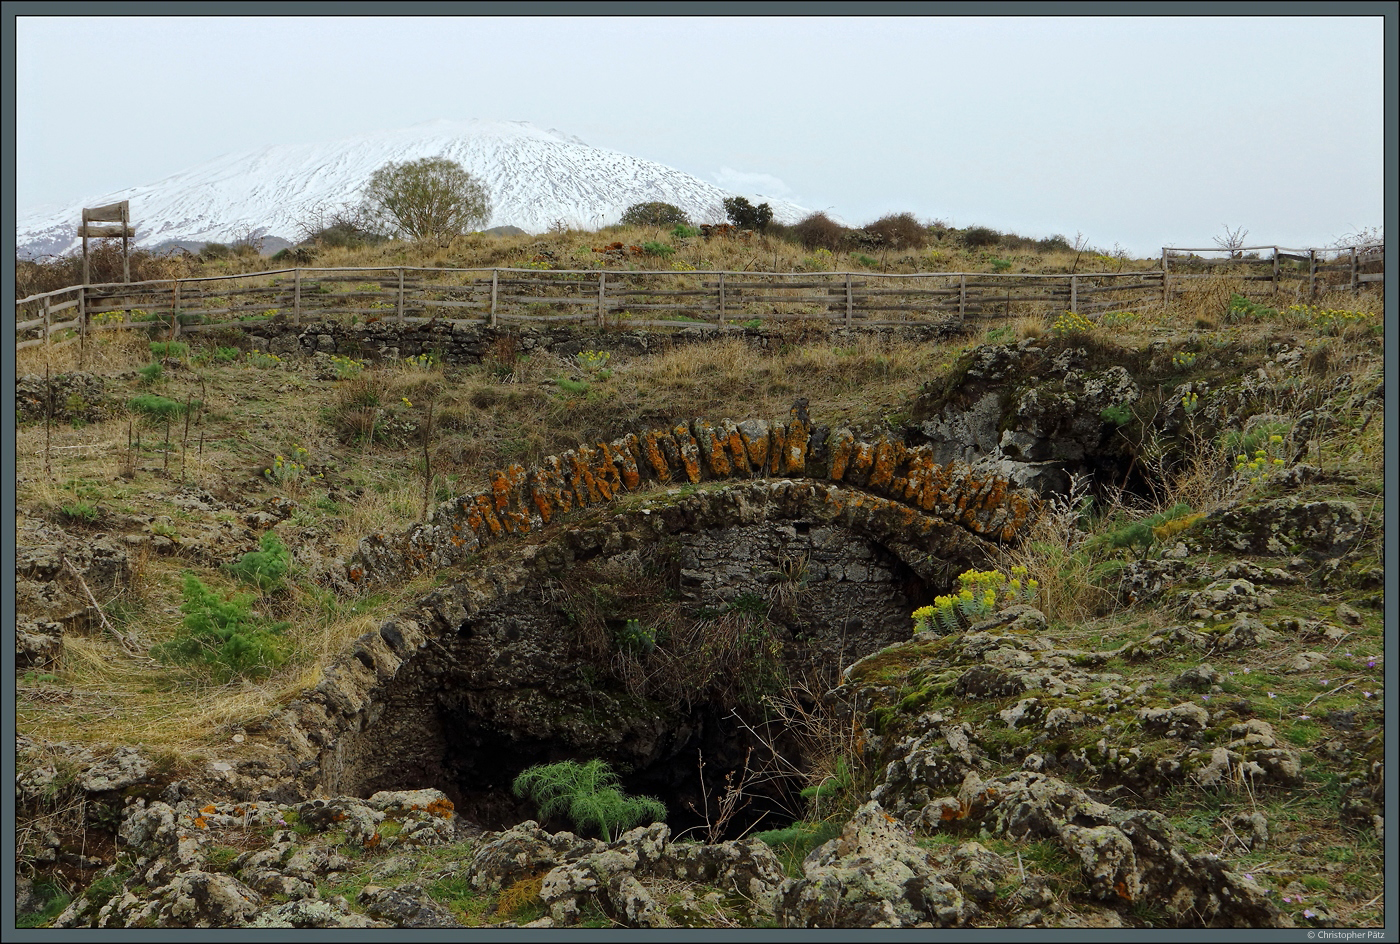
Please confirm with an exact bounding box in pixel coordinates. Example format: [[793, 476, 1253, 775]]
[[862, 212, 928, 250], [619, 202, 691, 227], [723, 196, 773, 231], [792, 212, 849, 252], [359, 156, 493, 246], [961, 226, 1002, 249]]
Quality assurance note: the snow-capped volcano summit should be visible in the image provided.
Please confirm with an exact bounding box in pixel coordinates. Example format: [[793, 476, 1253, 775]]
[[16, 120, 810, 258]]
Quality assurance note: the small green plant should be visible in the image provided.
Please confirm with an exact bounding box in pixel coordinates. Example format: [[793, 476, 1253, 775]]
[[60, 500, 101, 523], [1233, 434, 1290, 486], [854, 253, 879, 268], [1100, 403, 1133, 426], [670, 223, 699, 239], [614, 618, 656, 656], [137, 362, 164, 385], [1171, 350, 1198, 369], [1051, 311, 1093, 337], [247, 351, 283, 369], [1226, 293, 1278, 323], [1088, 503, 1199, 560], [264, 444, 320, 486], [803, 248, 834, 270], [556, 377, 589, 396], [1180, 391, 1200, 414], [152, 574, 288, 681], [640, 241, 675, 258], [1100, 310, 1136, 327], [225, 531, 291, 593], [754, 819, 844, 878], [15, 878, 72, 929], [129, 394, 188, 420], [913, 566, 1039, 634], [149, 340, 189, 360], [512, 759, 666, 842], [400, 352, 437, 371], [989, 257, 1013, 273], [329, 354, 365, 379], [575, 349, 610, 372]]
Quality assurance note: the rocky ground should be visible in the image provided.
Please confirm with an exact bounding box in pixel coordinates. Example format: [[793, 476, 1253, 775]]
[[13, 301, 1386, 928]]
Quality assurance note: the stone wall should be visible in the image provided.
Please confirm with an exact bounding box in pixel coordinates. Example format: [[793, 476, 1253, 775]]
[[348, 410, 1040, 589], [231, 319, 958, 365]]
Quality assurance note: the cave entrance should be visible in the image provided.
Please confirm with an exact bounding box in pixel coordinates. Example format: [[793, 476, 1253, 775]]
[[324, 509, 981, 842]]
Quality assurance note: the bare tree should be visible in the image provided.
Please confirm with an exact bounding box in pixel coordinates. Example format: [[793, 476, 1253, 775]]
[[1214, 224, 1250, 259]]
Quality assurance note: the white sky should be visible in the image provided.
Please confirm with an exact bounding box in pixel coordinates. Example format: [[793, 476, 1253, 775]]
[[13, 14, 1387, 257]]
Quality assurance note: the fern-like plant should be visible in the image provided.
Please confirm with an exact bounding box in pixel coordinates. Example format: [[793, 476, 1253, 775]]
[[512, 759, 665, 842], [152, 574, 288, 681], [225, 531, 290, 593]]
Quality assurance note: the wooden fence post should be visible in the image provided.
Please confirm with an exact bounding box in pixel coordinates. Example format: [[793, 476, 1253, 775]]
[[717, 272, 726, 325], [1161, 249, 1169, 305], [597, 272, 606, 327], [490, 269, 499, 327], [1309, 250, 1317, 298], [1070, 275, 1078, 314], [77, 287, 88, 365], [42, 295, 51, 348], [171, 279, 181, 337], [1272, 247, 1279, 294], [845, 273, 853, 328], [293, 269, 301, 325], [1350, 246, 1358, 294], [397, 267, 405, 323], [958, 274, 966, 321]]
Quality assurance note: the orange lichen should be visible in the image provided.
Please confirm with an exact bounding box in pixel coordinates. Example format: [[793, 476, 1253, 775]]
[[614, 435, 642, 488], [828, 432, 854, 481], [770, 424, 786, 472], [365, 832, 381, 850], [642, 431, 671, 482], [725, 428, 750, 474], [474, 494, 503, 536], [783, 420, 808, 474], [491, 471, 513, 514], [848, 442, 874, 480], [868, 438, 901, 488], [193, 816, 208, 829], [201, 804, 217, 814], [425, 797, 455, 818], [741, 426, 769, 471], [673, 423, 702, 483]]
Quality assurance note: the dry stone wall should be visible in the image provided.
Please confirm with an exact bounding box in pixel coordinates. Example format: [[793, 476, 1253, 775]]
[[348, 411, 1040, 588]]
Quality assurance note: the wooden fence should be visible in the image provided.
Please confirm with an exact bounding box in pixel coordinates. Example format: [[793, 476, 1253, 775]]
[[1162, 244, 1384, 302], [15, 243, 1383, 352]]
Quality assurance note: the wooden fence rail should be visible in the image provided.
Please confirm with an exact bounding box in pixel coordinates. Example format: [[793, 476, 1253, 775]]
[[15, 243, 1382, 352]]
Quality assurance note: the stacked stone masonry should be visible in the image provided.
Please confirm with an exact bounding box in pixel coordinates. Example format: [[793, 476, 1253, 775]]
[[349, 412, 1039, 587]]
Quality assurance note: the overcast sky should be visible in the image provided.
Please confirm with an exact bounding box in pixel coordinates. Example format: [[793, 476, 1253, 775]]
[[13, 14, 1387, 257]]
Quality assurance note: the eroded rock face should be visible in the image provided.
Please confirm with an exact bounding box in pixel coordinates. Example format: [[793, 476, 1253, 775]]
[[909, 341, 1143, 493]]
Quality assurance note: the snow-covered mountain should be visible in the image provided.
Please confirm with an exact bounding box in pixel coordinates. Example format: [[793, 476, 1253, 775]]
[[16, 120, 811, 258]]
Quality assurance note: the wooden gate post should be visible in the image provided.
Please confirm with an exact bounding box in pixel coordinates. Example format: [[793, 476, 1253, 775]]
[[597, 272, 606, 327], [490, 270, 499, 327], [397, 267, 405, 323], [845, 273, 853, 328]]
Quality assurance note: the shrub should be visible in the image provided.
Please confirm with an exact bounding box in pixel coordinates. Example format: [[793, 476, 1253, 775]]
[[225, 531, 291, 593], [639, 241, 675, 258], [619, 201, 691, 227], [722, 196, 773, 231], [962, 226, 1002, 249], [137, 362, 164, 385], [792, 212, 848, 252], [152, 574, 288, 681], [861, 212, 927, 249], [669, 223, 699, 239], [512, 759, 666, 841]]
